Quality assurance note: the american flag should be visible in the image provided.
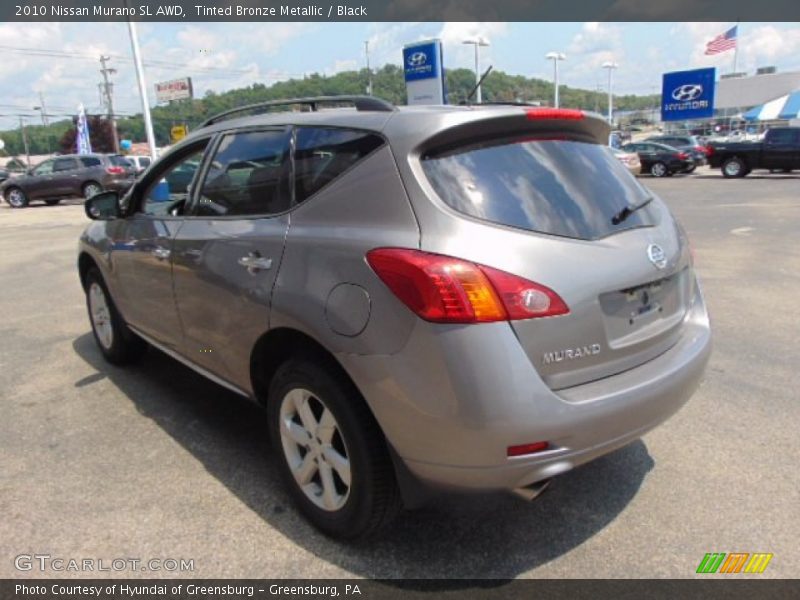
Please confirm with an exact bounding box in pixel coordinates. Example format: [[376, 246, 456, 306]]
[[705, 26, 738, 55]]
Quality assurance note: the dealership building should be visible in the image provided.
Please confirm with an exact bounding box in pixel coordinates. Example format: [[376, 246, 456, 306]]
[[715, 68, 800, 117]]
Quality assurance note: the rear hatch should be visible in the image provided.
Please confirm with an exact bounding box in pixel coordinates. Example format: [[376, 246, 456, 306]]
[[109, 155, 137, 178], [413, 108, 695, 390]]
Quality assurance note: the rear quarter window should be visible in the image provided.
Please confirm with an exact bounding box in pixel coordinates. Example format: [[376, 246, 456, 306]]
[[421, 138, 659, 240]]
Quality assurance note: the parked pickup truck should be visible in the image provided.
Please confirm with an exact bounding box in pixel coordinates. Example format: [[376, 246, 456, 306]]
[[708, 127, 800, 178]]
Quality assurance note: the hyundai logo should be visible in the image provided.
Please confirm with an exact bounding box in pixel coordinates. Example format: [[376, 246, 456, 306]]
[[647, 244, 668, 270], [671, 84, 703, 102], [407, 52, 427, 67]]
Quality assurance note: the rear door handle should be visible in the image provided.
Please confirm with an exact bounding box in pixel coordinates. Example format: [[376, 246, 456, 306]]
[[238, 253, 272, 274], [151, 247, 171, 260]]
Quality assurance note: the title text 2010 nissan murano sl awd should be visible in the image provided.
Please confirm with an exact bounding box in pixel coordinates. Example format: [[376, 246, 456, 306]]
[[77, 97, 711, 539]]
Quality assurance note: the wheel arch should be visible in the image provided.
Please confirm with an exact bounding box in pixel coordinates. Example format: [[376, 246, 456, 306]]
[[250, 327, 362, 409], [78, 251, 99, 290]]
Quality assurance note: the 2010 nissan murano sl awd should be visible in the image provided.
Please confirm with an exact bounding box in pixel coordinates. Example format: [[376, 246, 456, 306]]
[[78, 97, 712, 539]]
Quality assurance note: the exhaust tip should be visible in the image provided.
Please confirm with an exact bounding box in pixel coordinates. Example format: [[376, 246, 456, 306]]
[[512, 478, 552, 502]]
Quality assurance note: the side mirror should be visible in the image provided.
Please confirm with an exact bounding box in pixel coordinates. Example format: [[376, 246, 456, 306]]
[[85, 191, 121, 220]]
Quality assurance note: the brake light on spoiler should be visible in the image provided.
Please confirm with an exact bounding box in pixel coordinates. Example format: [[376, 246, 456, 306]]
[[525, 108, 585, 121], [366, 248, 569, 324]]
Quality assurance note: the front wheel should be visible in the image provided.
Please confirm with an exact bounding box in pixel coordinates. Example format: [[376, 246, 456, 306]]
[[650, 162, 668, 177], [722, 157, 747, 178], [5, 187, 28, 208], [268, 359, 401, 539], [85, 268, 147, 365]]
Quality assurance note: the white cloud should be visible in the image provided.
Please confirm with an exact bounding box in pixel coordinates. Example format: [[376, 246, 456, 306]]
[[437, 22, 509, 70]]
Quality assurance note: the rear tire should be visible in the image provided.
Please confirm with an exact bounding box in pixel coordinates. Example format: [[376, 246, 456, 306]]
[[268, 359, 401, 539], [650, 162, 668, 177], [5, 187, 28, 208], [85, 268, 147, 365], [82, 181, 103, 200], [722, 157, 747, 178], [45, 199, 61, 206]]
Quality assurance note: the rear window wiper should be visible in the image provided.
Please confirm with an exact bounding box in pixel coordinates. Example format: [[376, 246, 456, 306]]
[[611, 196, 653, 225]]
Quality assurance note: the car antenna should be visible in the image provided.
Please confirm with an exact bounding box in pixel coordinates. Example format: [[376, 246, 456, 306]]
[[464, 65, 493, 105]]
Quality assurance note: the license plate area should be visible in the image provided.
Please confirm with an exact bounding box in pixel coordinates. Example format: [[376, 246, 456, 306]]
[[599, 270, 687, 349]]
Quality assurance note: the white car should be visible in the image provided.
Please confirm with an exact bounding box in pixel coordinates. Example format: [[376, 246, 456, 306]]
[[126, 155, 153, 174], [612, 148, 642, 176]]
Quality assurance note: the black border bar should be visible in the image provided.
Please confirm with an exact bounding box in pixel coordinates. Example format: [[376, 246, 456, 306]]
[[3, 579, 800, 600], [4, 0, 800, 22]]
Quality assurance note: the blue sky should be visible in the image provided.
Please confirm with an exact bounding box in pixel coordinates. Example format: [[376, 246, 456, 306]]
[[1, 21, 799, 130]]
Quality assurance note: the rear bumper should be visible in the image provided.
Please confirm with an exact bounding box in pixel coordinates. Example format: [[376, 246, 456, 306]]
[[339, 284, 711, 492], [104, 178, 135, 193]]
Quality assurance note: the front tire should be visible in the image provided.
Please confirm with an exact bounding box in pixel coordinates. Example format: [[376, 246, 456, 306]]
[[5, 187, 28, 208], [85, 268, 147, 365], [650, 162, 668, 177], [268, 359, 401, 539], [722, 157, 747, 178]]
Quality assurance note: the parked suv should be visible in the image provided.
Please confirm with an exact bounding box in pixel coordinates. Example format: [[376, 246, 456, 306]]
[[2, 153, 135, 208], [78, 97, 711, 538]]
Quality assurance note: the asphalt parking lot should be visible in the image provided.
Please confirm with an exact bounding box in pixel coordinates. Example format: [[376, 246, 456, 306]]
[[1, 167, 798, 580]]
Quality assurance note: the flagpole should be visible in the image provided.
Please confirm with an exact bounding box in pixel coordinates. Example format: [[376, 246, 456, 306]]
[[732, 21, 740, 75]]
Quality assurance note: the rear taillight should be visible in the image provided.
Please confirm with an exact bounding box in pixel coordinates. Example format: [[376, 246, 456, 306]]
[[525, 108, 584, 121], [366, 248, 569, 324], [704, 145, 714, 156], [106, 166, 125, 175], [677, 152, 689, 160], [694, 145, 710, 156]]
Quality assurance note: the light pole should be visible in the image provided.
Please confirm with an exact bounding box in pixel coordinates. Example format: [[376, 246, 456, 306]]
[[364, 40, 373, 96], [545, 52, 566, 108], [463, 37, 490, 103], [602, 61, 618, 125]]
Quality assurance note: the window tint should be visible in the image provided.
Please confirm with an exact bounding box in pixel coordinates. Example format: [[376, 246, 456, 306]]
[[294, 128, 384, 203], [80, 156, 102, 168], [32, 161, 54, 176], [767, 129, 797, 144], [53, 158, 77, 172], [421, 138, 657, 241], [110, 155, 132, 167], [196, 129, 290, 217], [141, 145, 208, 216]]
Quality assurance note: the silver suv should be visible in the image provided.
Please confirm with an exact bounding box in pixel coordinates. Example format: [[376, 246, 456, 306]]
[[78, 97, 712, 539]]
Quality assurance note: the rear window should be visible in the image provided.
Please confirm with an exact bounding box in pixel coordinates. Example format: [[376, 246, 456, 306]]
[[109, 155, 132, 167], [421, 138, 658, 240]]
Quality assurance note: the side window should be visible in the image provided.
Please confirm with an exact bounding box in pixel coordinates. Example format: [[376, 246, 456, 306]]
[[140, 144, 209, 216], [139, 157, 151, 168], [33, 160, 54, 176], [294, 128, 384, 203], [767, 129, 795, 145], [80, 157, 102, 168], [53, 158, 78, 172], [195, 129, 290, 217]]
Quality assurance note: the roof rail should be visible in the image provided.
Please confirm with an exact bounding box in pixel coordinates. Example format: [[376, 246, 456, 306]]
[[200, 95, 396, 128]]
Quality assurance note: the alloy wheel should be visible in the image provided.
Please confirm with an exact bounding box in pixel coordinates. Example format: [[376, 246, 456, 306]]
[[278, 388, 351, 512], [88, 282, 114, 350]]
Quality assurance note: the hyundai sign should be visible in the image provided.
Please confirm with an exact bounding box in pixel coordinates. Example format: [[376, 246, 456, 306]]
[[403, 39, 446, 105], [661, 68, 716, 121]]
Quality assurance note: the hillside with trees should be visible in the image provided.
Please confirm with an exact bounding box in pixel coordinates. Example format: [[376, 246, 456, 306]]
[[1, 66, 659, 156]]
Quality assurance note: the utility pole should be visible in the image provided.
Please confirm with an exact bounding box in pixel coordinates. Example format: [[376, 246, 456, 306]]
[[34, 92, 51, 154], [364, 40, 373, 96], [463, 37, 490, 104], [99, 55, 120, 153], [19, 117, 31, 167]]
